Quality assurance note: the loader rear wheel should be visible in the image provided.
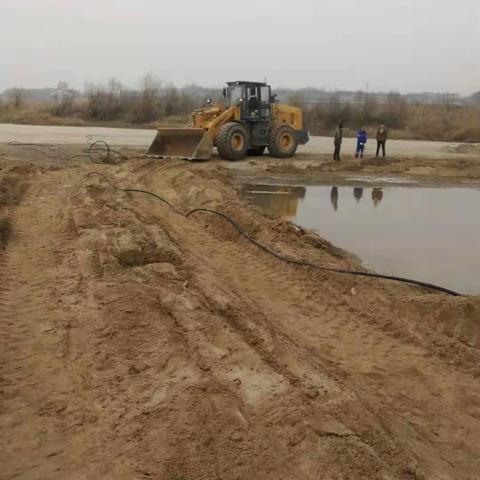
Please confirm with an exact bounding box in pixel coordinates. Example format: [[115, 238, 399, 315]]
[[216, 122, 249, 161], [268, 124, 298, 158], [247, 146, 266, 156]]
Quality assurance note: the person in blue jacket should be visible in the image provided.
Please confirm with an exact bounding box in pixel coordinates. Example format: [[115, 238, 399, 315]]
[[355, 128, 368, 158]]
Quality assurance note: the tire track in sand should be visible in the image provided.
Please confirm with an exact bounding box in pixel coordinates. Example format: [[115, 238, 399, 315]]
[[0, 171, 76, 480]]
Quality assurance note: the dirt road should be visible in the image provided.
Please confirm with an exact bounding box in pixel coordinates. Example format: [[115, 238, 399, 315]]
[[1, 145, 480, 479], [1, 123, 479, 158]]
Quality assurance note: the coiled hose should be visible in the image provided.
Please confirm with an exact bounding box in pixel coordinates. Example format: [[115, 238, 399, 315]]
[[86, 171, 463, 297]]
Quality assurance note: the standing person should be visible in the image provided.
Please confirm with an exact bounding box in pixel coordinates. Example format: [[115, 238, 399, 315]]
[[376, 123, 388, 158], [355, 127, 368, 158], [333, 123, 343, 161]]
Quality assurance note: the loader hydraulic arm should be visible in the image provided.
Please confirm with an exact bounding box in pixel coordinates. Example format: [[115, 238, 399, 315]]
[[206, 106, 237, 141]]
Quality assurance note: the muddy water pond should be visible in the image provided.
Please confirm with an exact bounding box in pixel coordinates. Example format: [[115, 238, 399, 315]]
[[241, 182, 480, 295]]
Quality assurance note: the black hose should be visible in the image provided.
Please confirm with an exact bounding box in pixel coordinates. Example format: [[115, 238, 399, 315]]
[[85, 172, 462, 296], [123, 189, 185, 216], [8, 140, 126, 163], [184, 209, 462, 296], [89, 140, 110, 158], [68, 141, 126, 163], [8, 141, 69, 161], [8, 141, 59, 147]]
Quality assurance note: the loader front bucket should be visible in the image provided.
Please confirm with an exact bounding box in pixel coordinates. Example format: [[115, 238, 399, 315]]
[[146, 128, 212, 160]]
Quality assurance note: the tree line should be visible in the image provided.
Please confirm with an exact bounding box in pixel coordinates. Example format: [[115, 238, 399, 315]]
[[1, 75, 479, 141]]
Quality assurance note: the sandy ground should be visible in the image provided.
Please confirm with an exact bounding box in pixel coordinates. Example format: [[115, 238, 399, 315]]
[[226, 152, 480, 185], [1, 123, 480, 159], [1, 141, 480, 479]]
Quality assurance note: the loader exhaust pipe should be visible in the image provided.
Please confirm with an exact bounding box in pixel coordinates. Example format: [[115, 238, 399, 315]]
[[146, 128, 213, 161]]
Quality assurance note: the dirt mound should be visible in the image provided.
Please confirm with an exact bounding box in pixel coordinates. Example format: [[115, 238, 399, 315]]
[[408, 296, 480, 350], [1, 155, 480, 479]]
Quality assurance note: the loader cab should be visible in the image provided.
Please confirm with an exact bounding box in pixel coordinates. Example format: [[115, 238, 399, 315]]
[[225, 81, 273, 147], [225, 81, 272, 121]]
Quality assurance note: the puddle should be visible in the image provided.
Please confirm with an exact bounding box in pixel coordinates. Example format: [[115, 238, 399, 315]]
[[241, 182, 480, 295]]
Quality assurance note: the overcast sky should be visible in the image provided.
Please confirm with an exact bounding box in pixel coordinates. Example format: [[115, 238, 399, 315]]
[[1, 0, 479, 94]]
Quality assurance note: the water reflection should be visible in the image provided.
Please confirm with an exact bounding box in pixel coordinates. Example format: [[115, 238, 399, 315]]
[[372, 188, 384, 207], [240, 182, 480, 294], [353, 187, 364, 203], [243, 184, 384, 214], [241, 184, 306, 219], [328, 187, 384, 211], [330, 186, 339, 211]]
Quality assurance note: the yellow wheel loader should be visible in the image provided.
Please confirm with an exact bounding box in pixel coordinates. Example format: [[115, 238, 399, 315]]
[[146, 81, 309, 161]]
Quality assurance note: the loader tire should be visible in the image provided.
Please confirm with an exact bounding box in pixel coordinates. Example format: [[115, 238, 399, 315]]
[[216, 122, 249, 161], [268, 124, 298, 158], [247, 146, 266, 156]]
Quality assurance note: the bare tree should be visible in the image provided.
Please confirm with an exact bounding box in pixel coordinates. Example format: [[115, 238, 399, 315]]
[[471, 91, 480, 106], [326, 93, 342, 127], [441, 93, 454, 132], [85, 78, 127, 120], [51, 81, 76, 116], [383, 91, 407, 127], [287, 91, 305, 108], [162, 83, 179, 117], [131, 72, 161, 123], [7, 88, 24, 109]]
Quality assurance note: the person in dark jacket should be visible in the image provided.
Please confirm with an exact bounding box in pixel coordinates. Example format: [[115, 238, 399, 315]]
[[376, 123, 388, 157], [333, 123, 343, 161], [355, 128, 368, 158]]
